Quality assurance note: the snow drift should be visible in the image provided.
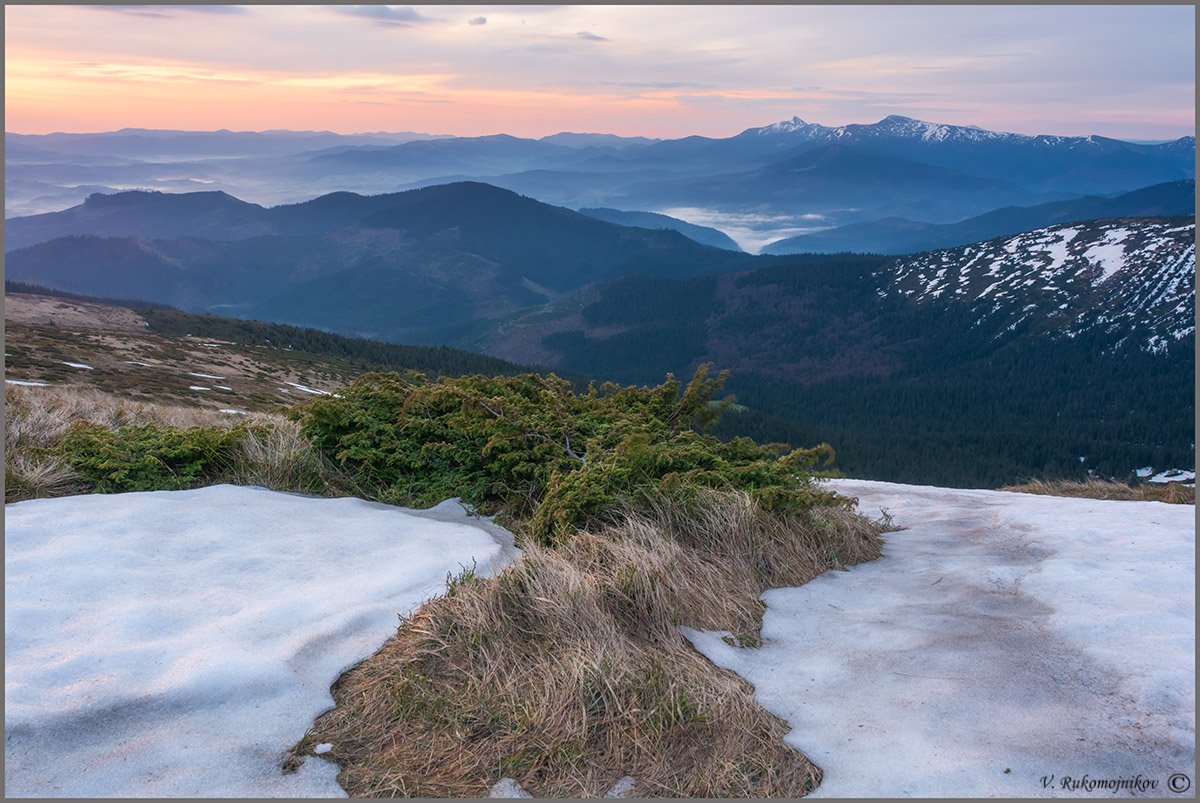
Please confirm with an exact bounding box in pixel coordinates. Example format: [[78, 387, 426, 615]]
[[4, 485, 519, 797], [686, 479, 1195, 797]]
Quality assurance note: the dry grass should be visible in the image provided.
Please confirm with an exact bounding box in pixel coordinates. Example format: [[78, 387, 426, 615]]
[[226, 418, 362, 497], [4, 384, 348, 501], [1001, 478, 1194, 505], [3, 450, 84, 500], [294, 490, 887, 798], [5, 384, 272, 452]]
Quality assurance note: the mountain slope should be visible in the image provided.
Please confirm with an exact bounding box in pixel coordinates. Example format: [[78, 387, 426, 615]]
[[762, 179, 1196, 255], [6, 187, 449, 251], [4, 286, 530, 417], [5, 191, 276, 251], [576, 207, 742, 250], [4, 183, 754, 342], [479, 217, 1195, 372], [878, 218, 1195, 353], [616, 144, 1066, 224], [466, 217, 1194, 486], [732, 115, 1195, 195]]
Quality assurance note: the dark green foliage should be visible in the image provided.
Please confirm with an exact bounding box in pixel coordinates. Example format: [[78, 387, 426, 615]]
[[713, 330, 1195, 488], [4, 281, 176, 311], [296, 367, 844, 544], [57, 423, 246, 493], [140, 307, 533, 378], [518, 252, 1194, 489]]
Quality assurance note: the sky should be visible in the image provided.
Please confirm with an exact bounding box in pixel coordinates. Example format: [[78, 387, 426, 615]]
[[4, 4, 1195, 140]]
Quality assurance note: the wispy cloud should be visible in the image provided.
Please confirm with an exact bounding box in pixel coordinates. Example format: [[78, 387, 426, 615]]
[[90, 5, 248, 19], [335, 6, 439, 28], [6, 5, 1194, 140], [601, 80, 714, 90]]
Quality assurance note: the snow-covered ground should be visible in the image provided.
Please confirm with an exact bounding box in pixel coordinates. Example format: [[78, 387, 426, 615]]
[[5, 485, 520, 798], [686, 479, 1195, 798], [1148, 469, 1196, 485]]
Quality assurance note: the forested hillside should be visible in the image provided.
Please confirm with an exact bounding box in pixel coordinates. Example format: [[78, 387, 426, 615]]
[[469, 220, 1195, 487]]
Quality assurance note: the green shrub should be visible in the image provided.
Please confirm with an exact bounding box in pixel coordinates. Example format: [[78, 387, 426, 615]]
[[296, 367, 845, 543], [57, 422, 247, 493]]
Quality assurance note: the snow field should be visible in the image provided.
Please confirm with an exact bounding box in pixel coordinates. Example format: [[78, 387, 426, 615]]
[[5, 485, 520, 797], [686, 479, 1195, 797]]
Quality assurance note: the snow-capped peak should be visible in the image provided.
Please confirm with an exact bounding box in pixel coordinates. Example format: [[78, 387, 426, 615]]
[[870, 114, 1017, 142], [749, 116, 829, 136], [743, 114, 1187, 149]]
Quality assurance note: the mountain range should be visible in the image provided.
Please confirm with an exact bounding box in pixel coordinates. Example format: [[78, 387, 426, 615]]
[[4, 115, 1194, 486], [762, 179, 1195, 255], [4, 183, 755, 343], [8, 181, 1192, 357], [8, 115, 1193, 240]]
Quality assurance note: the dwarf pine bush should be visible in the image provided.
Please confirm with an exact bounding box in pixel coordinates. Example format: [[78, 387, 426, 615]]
[[295, 366, 845, 543], [57, 422, 247, 493]]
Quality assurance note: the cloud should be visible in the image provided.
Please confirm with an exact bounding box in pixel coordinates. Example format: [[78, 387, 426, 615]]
[[468, 16, 487, 26], [601, 80, 714, 90], [575, 31, 608, 42], [335, 6, 439, 28], [89, 5, 247, 19]]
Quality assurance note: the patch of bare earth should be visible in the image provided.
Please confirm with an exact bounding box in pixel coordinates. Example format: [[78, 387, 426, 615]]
[[5, 295, 354, 413]]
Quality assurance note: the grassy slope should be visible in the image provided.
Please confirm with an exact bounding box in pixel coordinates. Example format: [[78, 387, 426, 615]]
[[1000, 478, 1194, 504], [4, 290, 531, 415]]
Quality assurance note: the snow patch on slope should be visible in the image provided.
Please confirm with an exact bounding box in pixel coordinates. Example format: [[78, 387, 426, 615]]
[[5, 485, 520, 797], [880, 220, 1195, 352], [1083, 227, 1131, 284], [685, 479, 1194, 797]]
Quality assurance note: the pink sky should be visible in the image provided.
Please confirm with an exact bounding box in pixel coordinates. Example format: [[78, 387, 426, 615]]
[[4, 5, 1194, 139]]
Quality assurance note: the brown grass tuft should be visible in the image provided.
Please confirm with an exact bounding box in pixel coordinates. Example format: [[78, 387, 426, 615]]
[[4, 451, 84, 501], [1001, 478, 1194, 505], [296, 490, 886, 797], [225, 418, 352, 496]]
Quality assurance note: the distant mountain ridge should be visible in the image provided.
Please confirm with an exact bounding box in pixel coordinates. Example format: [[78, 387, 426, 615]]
[[732, 114, 1194, 194], [4, 128, 449, 160], [8, 114, 1192, 224], [616, 143, 1063, 225], [4, 182, 754, 343], [576, 207, 742, 251], [762, 179, 1196, 255]]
